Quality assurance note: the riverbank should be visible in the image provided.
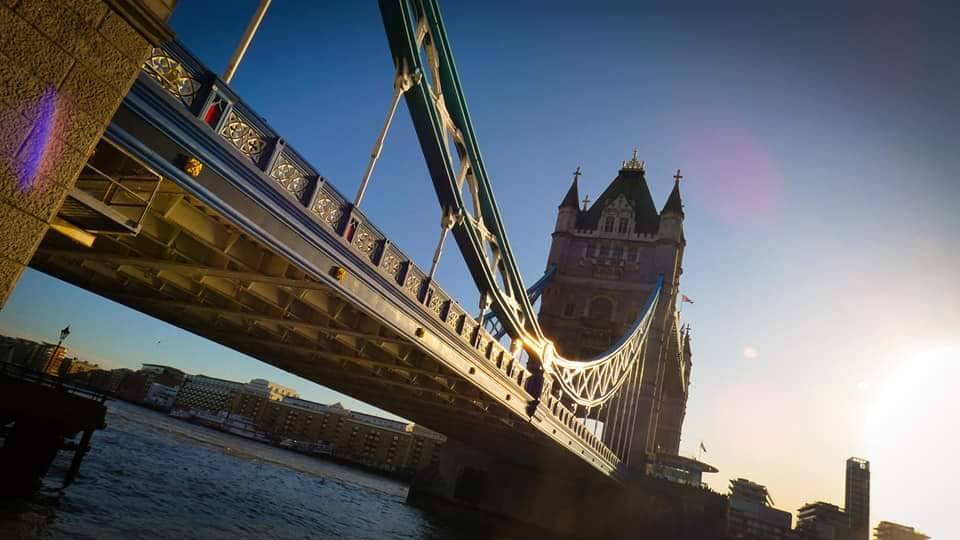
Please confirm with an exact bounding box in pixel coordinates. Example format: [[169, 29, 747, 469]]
[[108, 401, 413, 498], [124, 398, 425, 483], [0, 400, 482, 539]]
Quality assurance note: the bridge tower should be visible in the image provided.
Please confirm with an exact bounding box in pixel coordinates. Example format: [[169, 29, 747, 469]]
[[539, 151, 692, 469], [0, 0, 174, 309]]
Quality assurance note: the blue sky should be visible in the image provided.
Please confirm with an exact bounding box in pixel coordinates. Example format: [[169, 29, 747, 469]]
[[2, 1, 958, 534]]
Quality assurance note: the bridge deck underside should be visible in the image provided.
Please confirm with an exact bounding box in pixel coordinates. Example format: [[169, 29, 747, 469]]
[[32, 179, 605, 479]]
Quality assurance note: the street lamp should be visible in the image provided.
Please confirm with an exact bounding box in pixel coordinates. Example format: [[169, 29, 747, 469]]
[[45, 325, 70, 375]]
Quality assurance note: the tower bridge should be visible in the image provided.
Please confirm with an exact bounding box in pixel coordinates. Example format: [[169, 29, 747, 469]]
[[0, 0, 720, 537]]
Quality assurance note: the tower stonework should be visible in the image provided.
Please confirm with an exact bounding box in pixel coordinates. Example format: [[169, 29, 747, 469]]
[[539, 154, 692, 468]]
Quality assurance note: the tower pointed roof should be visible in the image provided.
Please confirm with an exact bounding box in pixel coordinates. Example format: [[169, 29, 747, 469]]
[[559, 167, 581, 209], [577, 152, 659, 233], [661, 169, 684, 217]]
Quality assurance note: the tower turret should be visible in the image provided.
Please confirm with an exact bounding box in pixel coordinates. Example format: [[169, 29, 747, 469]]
[[661, 169, 684, 217], [659, 169, 685, 240], [555, 167, 582, 232]]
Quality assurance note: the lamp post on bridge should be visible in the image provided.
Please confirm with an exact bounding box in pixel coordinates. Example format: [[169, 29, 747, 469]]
[[44, 325, 70, 376]]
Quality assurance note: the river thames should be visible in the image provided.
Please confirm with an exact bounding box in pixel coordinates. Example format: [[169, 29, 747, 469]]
[[0, 401, 499, 539]]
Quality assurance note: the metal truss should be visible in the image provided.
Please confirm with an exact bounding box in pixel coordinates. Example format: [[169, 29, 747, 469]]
[[547, 277, 662, 407], [482, 265, 556, 340], [378, 0, 662, 411]]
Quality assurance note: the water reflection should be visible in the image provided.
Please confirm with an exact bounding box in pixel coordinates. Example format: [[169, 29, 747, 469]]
[[0, 401, 497, 539]]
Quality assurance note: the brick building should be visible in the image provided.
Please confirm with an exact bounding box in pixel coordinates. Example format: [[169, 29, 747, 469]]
[[226, 390, 445, 475]]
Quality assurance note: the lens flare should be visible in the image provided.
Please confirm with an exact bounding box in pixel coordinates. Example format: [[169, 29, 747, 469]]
[[683, 118, 784, 227], [17, 87, 61, 191]]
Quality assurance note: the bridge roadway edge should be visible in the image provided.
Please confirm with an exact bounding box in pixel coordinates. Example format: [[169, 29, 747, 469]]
[[68, 74, 618, 478]]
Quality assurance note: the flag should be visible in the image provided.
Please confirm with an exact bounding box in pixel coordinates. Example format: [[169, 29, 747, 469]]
[[682, 295, 694, 304], [700, 441, 707, 453]]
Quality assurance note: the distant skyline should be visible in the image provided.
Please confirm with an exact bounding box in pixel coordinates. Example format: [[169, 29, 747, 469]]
[[1, 1, 956, 535]]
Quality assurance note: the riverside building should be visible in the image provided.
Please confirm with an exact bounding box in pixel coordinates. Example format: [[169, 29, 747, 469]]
[[725, 478, 792, 540], [171, 374, 242, 416], [874, 521, 930, 540], [797, 501, 851, 540], [225, 388, 445, 475]]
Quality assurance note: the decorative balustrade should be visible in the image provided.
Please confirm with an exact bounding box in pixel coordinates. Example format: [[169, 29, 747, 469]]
[[136, 43, 628, 455]]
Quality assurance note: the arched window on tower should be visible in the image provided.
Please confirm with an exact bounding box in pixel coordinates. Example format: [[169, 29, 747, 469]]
[[589, 297, 613, 321], [618, 217, 629, 233], [604, 216, 614, 232], [562, 303, 576, 318]]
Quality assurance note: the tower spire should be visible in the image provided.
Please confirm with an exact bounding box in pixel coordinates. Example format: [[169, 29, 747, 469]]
[[662, 168, 684, 216], [558, 166, 581, 209]]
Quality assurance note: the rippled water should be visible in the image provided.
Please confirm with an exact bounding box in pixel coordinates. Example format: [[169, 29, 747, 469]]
[[0, 401, 484, 539]]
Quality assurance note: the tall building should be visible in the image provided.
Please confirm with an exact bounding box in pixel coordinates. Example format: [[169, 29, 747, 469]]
[[846, 457, 871, 540], [797, 501, 851, 540], [874, 521, 929, 540], [726, 478, 792, 540], [540, 153, 691, 463]]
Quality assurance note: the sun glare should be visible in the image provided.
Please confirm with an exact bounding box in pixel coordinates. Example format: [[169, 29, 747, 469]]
[[863, 343, 958, 532], [865, 344, 955, 446]]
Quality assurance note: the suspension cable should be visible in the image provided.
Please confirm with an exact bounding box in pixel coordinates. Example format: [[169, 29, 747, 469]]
[[354, 60, 421, 208]]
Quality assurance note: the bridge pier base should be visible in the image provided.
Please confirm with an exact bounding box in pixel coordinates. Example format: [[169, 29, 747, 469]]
[[407, 440, 728, 540]]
